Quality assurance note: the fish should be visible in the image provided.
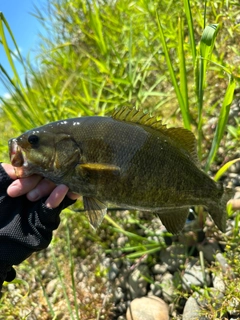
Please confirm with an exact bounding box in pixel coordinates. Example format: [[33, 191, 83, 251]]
[[8, 108, 232, 234]]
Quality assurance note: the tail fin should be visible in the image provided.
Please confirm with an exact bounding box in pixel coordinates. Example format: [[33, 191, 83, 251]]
[[208, 188, 233, 232]]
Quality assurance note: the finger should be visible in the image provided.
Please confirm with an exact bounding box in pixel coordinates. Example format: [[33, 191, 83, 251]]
[[45, 184, 69, 208], [1, 163, 17, 180], [27, 179, 56, 201], [67, 191, 80, 200], [7, 175, 43, 197]]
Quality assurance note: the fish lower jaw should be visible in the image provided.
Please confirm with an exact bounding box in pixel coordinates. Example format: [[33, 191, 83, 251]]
[[13, 164, 34, 178]]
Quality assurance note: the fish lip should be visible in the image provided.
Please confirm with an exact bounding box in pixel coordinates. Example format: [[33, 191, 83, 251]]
[[9, 139, 25, 168], [9, 139, 34, 178]]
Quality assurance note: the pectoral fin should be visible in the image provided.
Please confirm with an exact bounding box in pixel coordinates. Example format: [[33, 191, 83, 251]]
[[83, 196, 107, 229], [156, 208, 189, 234]]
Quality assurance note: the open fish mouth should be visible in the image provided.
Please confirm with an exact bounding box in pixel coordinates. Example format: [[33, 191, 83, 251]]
[[9, 139, 29, 177], [9, 139, 25, 167]]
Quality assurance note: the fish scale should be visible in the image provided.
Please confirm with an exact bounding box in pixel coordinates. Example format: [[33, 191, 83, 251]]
[[8, 108, 232, 233]]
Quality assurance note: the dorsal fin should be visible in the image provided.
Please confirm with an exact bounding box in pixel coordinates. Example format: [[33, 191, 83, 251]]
[[165, 127, 199, 164], [112, 107, 198, 165], [112, 107, 167, 131]]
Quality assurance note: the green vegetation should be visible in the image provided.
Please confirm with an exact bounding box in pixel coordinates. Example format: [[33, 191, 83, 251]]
[[0, 0, 240, 318]]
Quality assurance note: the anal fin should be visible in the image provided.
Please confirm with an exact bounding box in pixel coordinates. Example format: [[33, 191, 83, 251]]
[[156, 208, 189, 234], [83, 196, 107, 229]]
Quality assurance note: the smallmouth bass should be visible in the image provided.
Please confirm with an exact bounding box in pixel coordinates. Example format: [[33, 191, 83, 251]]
[[9, 108, 232, 234]]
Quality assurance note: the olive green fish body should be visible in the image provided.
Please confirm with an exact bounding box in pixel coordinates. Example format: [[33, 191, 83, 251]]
[[9, 108, 231, 233]]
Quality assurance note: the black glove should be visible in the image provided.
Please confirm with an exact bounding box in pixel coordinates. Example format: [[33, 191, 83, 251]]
[[0, 164, 75, 294]]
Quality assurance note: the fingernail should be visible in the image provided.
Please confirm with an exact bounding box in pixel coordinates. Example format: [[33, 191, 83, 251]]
[[7, 185, 19, 196], [27, 190, 39, 201]]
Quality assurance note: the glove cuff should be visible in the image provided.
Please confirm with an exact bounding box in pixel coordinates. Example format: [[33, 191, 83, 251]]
[[0, 164, 14, 191]]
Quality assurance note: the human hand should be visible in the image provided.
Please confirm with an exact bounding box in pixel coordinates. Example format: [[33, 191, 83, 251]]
[[1, 163, 79, 208]]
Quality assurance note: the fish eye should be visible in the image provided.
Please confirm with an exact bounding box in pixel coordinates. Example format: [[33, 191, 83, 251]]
[[28, 135, 39, 145]]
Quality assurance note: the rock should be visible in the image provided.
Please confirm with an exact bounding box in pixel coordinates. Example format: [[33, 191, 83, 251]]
[[108, 262, 120, 280], [128, 264, 149, 299], [46, 278, 59, 296], [116, 301, 128, 314], [182, 260, 211, 290], [228, 297, 240, 317], [117, 236, 129, 247], [212, 274, 226, 293], [193, 288, 224, 311], [75, 271, 84, 282], [149, 281, 162, 297], [126, 296, 169, 320], [114, 286, 124, 302], [215, 253, 231, 273], [197, 241, 222, 263], [228, 198, 240, 211], [160, 244, 186, 272], [182, 296, 208, 320], [161, 272, 175, 303], [152, 264, 168, 275]]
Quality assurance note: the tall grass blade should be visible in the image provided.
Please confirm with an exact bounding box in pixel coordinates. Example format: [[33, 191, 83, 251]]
[[178, 16, 189, 113], [66, 225, 80, 320], [105, 214, 156, 243], [126, 246, 161, 259], [37, 273, 56, 317], [205, 75, 235, 171], [52, 249, 76, 320], [0, 12, 25, 89], [157, 13, 191, 129], [87, 0, 107, 55], [214, 158, 240, 182], [197, 23, 220, 158], [200, 24, 220, 87], [183, 0, 196, 65]]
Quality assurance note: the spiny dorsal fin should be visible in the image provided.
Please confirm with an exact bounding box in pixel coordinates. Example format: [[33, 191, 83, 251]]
[[112, 107, 166, 131], [112, 107, 198, 165]]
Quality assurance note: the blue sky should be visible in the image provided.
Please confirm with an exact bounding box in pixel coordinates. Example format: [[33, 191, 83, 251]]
[[0, 0, 47, 96]]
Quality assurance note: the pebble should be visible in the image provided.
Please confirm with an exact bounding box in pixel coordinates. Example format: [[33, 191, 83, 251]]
[[128, 264, 149, 299], [212, 274, 226, 293], [46, 279, 59, 296], [114, 286, 124, 302], [126, 296, 169, 320], [161, 272, 175, 303], [182, 260, 211, 290], [108, 262, 120, 280], [182, 296, 208, 320], [197, 241, 222, 263], [117, 236, 129, 247], [228, 297, 240, 316], [228, 198, 240, 210], [152, 263, 168, 275], [76, 271, 84, 282], [215, 253, 231, 273], [149, 281, 162, 297], [160, 244, 186, 272], [193, 288, 224, 310]]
